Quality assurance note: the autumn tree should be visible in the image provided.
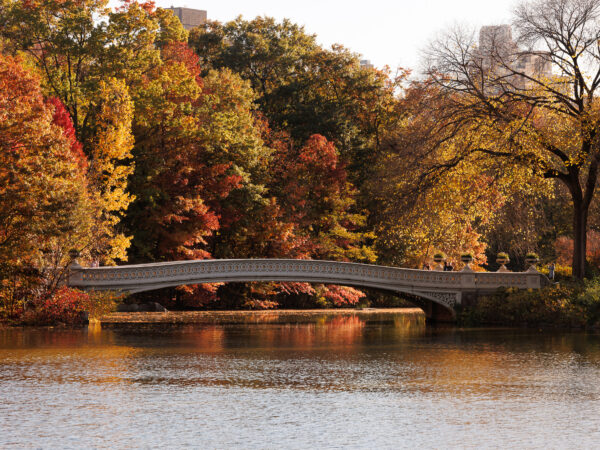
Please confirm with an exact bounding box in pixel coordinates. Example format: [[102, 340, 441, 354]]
[[368, 85, 496, 268], [274, 135, 375, 261], [422, 0, 600, 278], [126, 40, 291, 306], [88, 78, 135, 263], [129, 44, 238, 262], [368, 72, 564, 270], [0, 54, 94, 316]]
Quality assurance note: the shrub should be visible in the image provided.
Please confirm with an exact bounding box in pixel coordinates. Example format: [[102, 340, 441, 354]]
[[20, 287, 119, 326], [574, 278, 600, 326], [23, 287, 90, 326], [558, 264, 574, 279], [471, 282, 592, 327]]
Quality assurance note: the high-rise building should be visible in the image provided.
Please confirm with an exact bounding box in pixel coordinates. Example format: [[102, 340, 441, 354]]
[[477, 25, 553, 89], [360, 60, 374, 69], [168, 7, 207, 30]]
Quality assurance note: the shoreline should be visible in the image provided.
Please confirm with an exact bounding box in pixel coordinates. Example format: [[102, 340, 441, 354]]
[[99, 307, 424, 327]]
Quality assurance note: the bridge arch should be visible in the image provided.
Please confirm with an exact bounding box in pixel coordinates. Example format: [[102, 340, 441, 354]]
[[68, 258, 547, 321]]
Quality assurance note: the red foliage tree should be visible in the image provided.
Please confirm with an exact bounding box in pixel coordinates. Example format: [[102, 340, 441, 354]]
[[46, 97, 87, 170], [268, 134, 374, 306], [275, 134, 375, 261]]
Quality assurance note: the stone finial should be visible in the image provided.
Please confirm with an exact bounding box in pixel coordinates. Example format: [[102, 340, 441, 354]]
[[496, 252, 510, 272], [68, 249, 81, 267]]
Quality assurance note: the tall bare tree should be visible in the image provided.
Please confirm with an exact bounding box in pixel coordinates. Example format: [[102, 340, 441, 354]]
[[423, 0, 600, 278]]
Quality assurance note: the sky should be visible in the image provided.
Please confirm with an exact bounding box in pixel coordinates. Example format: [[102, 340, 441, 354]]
[[147, 0, 519, 71]]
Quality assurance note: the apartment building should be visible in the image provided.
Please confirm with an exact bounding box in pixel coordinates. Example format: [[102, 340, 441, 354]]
[[167, 7, 207, 30]]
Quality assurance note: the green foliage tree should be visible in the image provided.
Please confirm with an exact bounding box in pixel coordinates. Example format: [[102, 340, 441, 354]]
[[188, 16, 404, 188]]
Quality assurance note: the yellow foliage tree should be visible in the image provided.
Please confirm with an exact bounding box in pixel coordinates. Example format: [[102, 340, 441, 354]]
[[88, 78, 135, 264], [370, 80, 551, 269], [424, 0, 600, 278]]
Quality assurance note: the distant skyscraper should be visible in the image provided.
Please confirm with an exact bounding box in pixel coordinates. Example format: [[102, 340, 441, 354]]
[[168, 7, 207, 30]]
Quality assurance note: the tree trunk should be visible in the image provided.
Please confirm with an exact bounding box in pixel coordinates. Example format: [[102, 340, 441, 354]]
[[572, 200, 588, 279]]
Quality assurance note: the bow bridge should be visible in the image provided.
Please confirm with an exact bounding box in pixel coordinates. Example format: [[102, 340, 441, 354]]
[[68, 258, 550, 321]]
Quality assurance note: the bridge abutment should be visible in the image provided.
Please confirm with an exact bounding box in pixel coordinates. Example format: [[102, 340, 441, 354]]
[[422, 300, 456, 322]]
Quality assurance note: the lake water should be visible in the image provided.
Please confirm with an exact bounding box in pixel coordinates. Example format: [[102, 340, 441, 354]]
[[1, 312, 600, 448]]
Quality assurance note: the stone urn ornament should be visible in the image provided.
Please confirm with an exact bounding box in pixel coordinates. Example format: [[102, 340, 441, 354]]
[[68, 249, 81, 267], [433, 252, 445, 271], [525, 252, 539, 272], [460, 252, 474, 271], [496, 252, 510, 272]]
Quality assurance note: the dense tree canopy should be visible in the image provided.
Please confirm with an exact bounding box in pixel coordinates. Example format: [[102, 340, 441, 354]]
[[189, 17, 404, 187]]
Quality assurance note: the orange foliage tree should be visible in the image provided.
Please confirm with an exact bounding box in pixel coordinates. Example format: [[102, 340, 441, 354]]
[[0, 54, 94, 317]]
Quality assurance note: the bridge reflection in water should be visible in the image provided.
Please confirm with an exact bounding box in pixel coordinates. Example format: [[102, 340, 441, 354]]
[[68, 258, 550, 322]]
